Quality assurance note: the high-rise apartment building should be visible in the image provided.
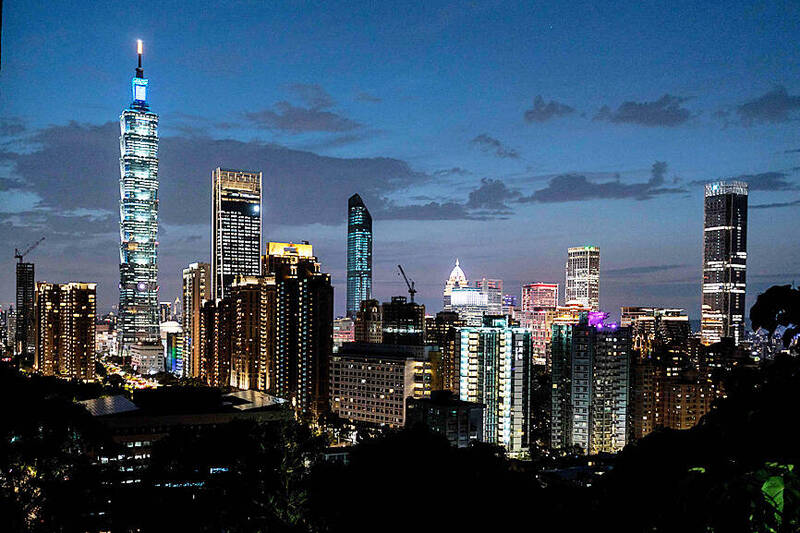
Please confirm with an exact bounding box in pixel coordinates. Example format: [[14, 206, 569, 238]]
[[520, 283, 559, 366], [551, 312, 630, 454], [199, 297, 233, 388], [346, 194, 372, 318], [701, 181, 748, 345], [330, 343, 432, 427], [263, 242, 333, 419], [15, 262, 35, 361], [182, 262, 211, 379], [35, 282, 97, 381], [228, 276, 276, 391], [212, 167, 262, 301], [354, 299, 382, 343], [565, 246, 600, 310], [118, 41, 160, 354], [381, 296, 425, 346], [455, 316, 532, 455]]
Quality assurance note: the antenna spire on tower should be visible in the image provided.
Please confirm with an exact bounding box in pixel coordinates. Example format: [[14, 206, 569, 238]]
[[136, 39, 144, 78]]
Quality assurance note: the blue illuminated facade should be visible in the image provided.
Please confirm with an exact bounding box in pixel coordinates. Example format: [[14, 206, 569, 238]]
[[118, 41, 160, 352], [346, 194, 372, 318]]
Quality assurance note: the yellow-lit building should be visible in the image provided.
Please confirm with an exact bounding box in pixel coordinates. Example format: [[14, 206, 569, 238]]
[[35, 282, 96, 381]]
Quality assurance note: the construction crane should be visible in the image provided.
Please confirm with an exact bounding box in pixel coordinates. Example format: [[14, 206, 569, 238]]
[[14, 237, 45, 263], [397, 264, 417, 303]]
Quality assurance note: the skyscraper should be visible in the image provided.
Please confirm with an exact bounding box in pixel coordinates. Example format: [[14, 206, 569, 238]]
[[182, 262, 211, 378], [521, 282, 558, 313], [263, 242, 333, 419], [228, 275, 276, 391], [701, 181, 748, 345], [35, 282, 97, 381], [118, 40, 160, 354], [212, 167, 263, 301], [455, 316, 531, 455], [550, 312, 630, 454], [15, 262, 35, 361], [565, 246, 600, 309], [346, 193, 372, 318]]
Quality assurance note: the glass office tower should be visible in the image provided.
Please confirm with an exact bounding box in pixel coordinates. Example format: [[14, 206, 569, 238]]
[[565, 246, 600, 310], [701, 181, 748, 345], [346, 194, 372, 318], [118, 40, 160, 353], [212, 168, 262, 301]]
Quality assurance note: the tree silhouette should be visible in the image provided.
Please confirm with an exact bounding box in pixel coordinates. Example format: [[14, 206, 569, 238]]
[[751, 284, 800, 352]]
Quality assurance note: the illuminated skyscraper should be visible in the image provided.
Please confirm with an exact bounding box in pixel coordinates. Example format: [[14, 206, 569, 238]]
[[521, 282, 558, 313], [182, 262, 211, 378], [263, 242, 333, 419], [212, 168, 262, 300], [565, 246, 600, 310], [118, 40, 160, 353], [455, 316, 531, 456], [701, 181, 748, 345], [35, 282, 97, 381], [550, 312, 630, 454], [15, 262, 35, 361], [346, 194, 372, 318]]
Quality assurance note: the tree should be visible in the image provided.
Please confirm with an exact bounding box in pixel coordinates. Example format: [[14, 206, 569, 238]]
[[751, 285, 800, 352]]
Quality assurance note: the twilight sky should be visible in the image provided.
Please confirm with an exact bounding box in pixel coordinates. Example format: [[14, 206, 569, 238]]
[[1, 1, 800, 322]]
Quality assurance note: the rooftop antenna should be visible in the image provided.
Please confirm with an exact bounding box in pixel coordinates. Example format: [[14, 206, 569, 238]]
[[135, 39, 144, 78]]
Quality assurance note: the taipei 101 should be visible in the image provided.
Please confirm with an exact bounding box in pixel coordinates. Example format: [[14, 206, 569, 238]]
[[1, 2, 799, 531]]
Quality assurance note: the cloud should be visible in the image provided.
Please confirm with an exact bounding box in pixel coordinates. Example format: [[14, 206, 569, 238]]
[[466, 178, 520, 211], [470, 134, 519, 159], [751, 199, 800, 209], [0, 118, 26, 137], [356, 92, 382, 103], [0, 121, 439, 228], [376, 200, 477, 220], [244, 102, 361, 133], [784, 148, 800, 154], [519, 161, 684, 203], [690, 171, 798, 192], [737, 86, 800, 125], [605, 264, 687, 277], [594, 94, 692, 127], [524, 95, 575, 123], [433, 167, 471, 177], [288, 83, 335, 109]]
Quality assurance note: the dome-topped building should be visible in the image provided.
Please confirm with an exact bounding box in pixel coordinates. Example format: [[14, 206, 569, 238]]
[[443, 258, 469, 309]]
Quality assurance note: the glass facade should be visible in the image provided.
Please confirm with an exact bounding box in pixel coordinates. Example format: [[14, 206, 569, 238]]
[[212, 168, 262, 300], [118, 45, 160, 352], [701, 181, 748, 345], [346, 194, 372, 318], [565, 246, 600, 310]]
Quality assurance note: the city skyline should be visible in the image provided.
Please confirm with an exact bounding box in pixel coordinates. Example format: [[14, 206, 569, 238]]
[[1, 2, 800, 321]]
